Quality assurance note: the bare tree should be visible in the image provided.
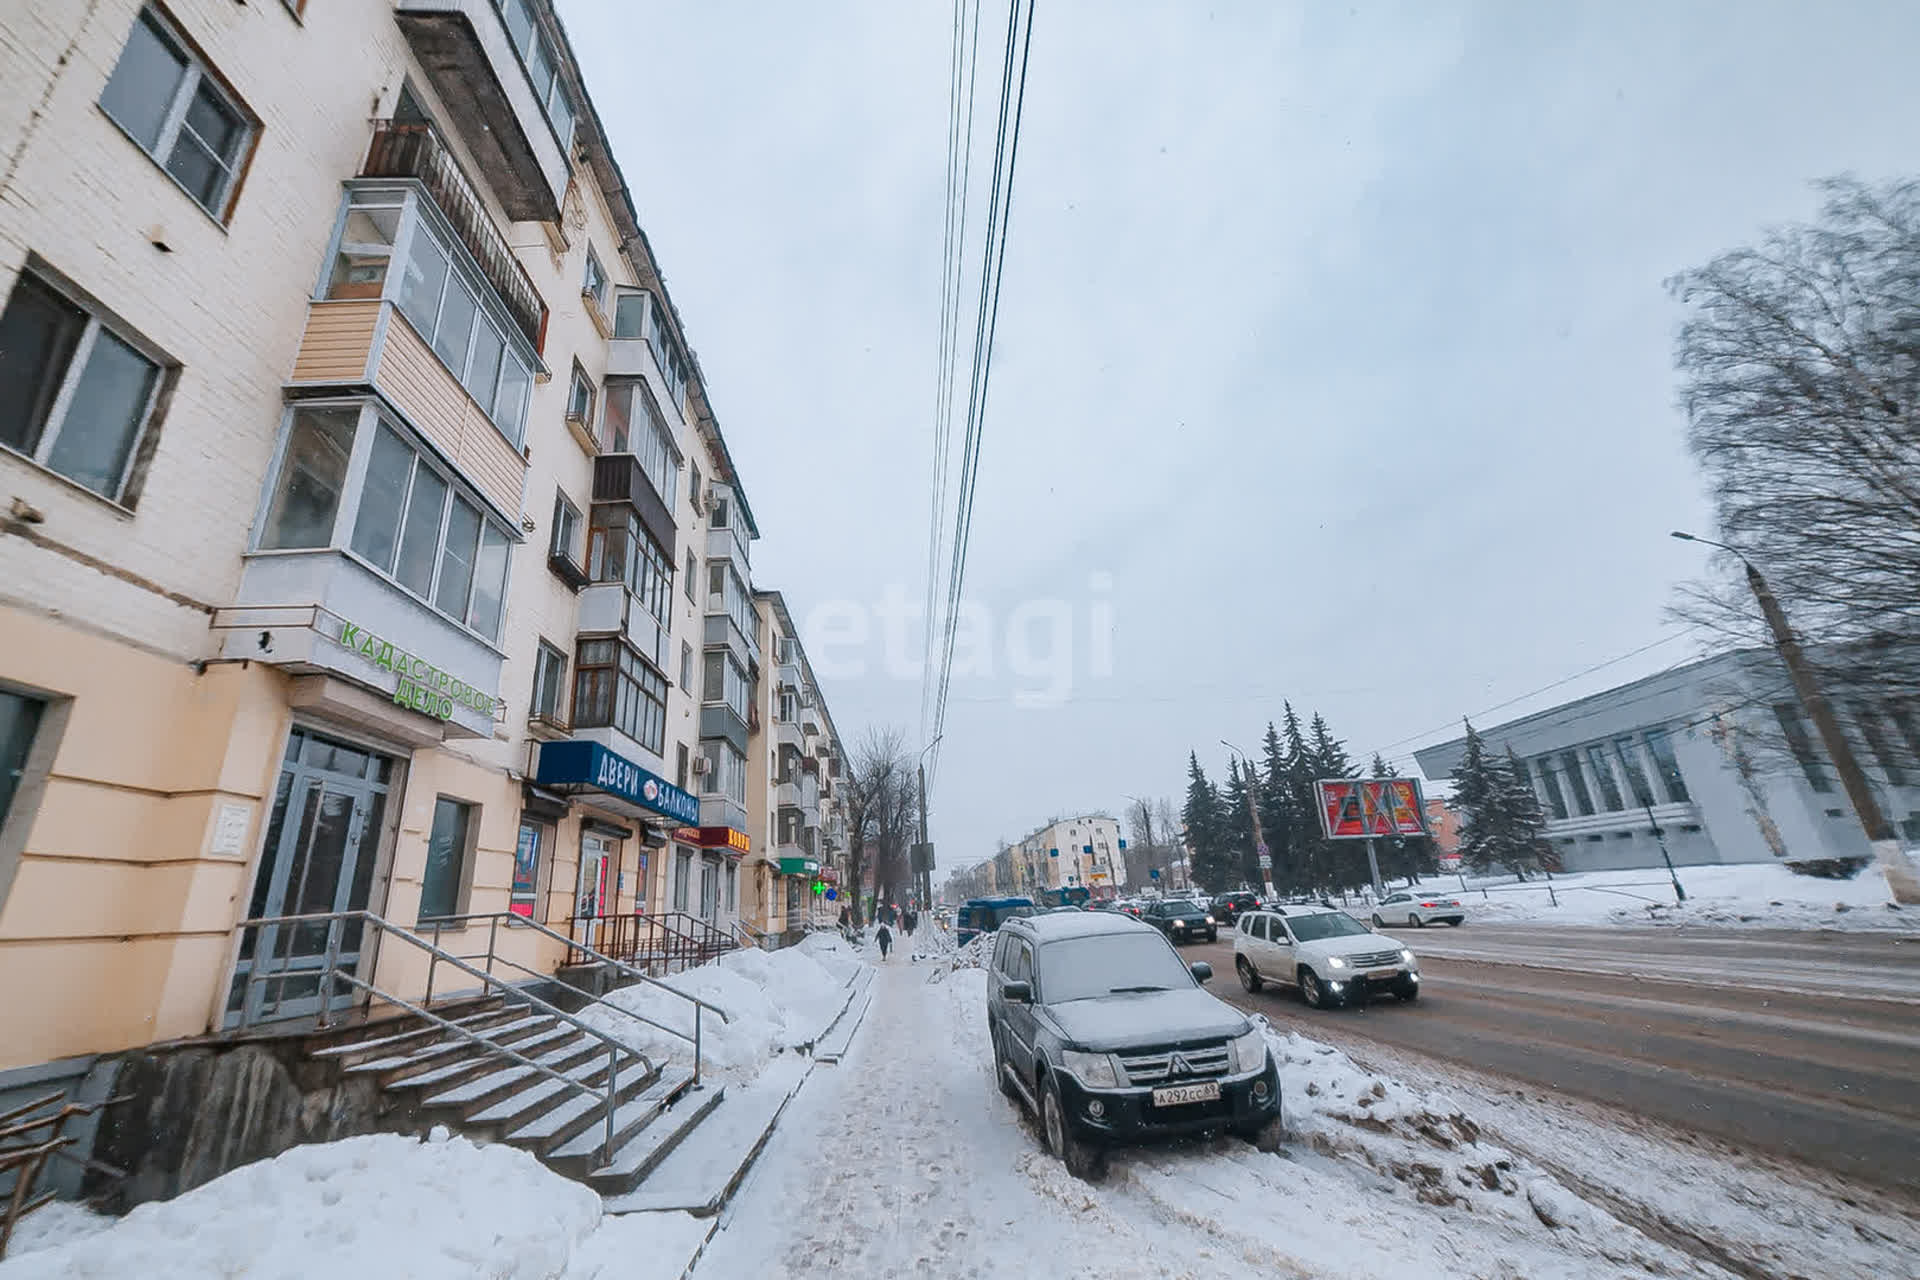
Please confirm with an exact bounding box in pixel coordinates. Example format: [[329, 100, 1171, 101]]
[[844, 727, 912, 926], [1669, 175, 1920, 769]]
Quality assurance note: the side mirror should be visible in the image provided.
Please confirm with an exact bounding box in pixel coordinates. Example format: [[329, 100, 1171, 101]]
[[1000, 980, 1032, 1003], [1189, 961, 1213, 983]]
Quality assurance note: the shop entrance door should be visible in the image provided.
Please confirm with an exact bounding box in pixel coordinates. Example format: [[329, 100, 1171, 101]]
[[577, 833, 614, 949], [228, 728, 392, 1026]]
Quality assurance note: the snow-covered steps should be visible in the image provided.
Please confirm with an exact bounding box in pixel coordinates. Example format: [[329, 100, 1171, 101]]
[[417, 1033, 607, 1113], [543, 1065, 701, 1185], [601, 1054, 810, 1214], [504, 1056, 659, 1157], [342, 1013, 560, 1083]]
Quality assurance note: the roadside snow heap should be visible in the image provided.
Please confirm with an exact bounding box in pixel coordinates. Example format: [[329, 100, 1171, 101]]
[[576, 932, 866, 1087], [923, 930, 992, 983], [0, 1129, 601, 1280]]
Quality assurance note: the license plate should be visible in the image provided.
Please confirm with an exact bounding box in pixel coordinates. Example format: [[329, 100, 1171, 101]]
[[1368, 967, 1399, 980], [1151, 1081, 1221, 1107]]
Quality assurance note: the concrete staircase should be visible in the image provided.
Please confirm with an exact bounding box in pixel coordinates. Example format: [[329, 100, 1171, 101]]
[[305, 997, 724, 1195]]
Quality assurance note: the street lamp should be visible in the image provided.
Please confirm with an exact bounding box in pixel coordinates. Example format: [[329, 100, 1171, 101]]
[[1672, 531, 1919, 903], [913, 734, 943, 911], [1220, 740, 1274, 897]]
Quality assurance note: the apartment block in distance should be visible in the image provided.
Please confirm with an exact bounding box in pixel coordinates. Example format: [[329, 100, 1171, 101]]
[[0, 0, 845, 1209]]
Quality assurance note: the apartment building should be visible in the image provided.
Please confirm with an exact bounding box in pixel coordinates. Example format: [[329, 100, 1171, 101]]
[[1415, 648, 1920, 874], [745, 592, 846, 939], [0, 0, 838, 1124], [1010, 815, 1128, 899]]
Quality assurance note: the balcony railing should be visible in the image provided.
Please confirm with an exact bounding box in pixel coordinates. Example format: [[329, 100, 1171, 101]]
[[362, 119, 547, 350]]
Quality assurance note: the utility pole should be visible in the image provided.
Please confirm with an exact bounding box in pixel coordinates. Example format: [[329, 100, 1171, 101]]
[[1673, 532, 1920, 904], [1221, 741, 1274, 898], [917, 761, 930, 910]]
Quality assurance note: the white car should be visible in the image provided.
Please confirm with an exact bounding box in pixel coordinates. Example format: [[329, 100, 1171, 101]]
[[1370, 891, 1465, 929], [1232, 907, 1420, 1009]]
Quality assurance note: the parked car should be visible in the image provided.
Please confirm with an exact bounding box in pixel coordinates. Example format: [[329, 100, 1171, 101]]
[[957, 896, 1035, 945], [985, 912, 1284, 1180], [1141, 897, 1217, 943], [1210, 891, 1261, 926], [1232, 906, 1420, 1008], [1371, 891, 1465, 928]]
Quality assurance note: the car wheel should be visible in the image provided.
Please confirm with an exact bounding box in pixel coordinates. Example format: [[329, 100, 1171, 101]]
[[1395, 977, 1420, 1003], [1300, 966, 1332, 1010], [1371, 913, 1384, 927], [1411, 914, 1427, 927], [1236, 956, 1264, 993], [1041, 1073, 1107, 1182], [1237, 1113, 1287, 1153]]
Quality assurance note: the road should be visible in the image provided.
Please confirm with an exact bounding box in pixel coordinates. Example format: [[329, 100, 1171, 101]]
[[1187, 923, 1920, 1194]]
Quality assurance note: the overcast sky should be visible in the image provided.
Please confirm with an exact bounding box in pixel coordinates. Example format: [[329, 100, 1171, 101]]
[[561, 1, 1920, 877]]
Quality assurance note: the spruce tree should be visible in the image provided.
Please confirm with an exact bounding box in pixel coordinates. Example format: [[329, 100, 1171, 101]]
[[1181, 752, 1233, 892], [1502, 747, 1560, 876], [1280, 704, 1319, 890], [1221, 757, 1260, 890], [1453, 722, 1504, 877], [1259, 722, 1292, 891]]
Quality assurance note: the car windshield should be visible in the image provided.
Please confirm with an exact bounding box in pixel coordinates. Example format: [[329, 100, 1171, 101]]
[[1038, 934, 1194, 1003], [1167, 900, 1206, 913], [1284, 912, 1372, 942]]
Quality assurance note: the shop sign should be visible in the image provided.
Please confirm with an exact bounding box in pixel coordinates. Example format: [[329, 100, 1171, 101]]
[[536, 739, 701, 826], [337, 620, 495, 721]]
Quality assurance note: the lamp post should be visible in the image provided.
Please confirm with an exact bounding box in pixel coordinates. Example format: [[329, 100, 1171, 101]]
[[1221, 740, 1275, 898], [1672, 531, 1920, 904], [916, 734, 943, 911]]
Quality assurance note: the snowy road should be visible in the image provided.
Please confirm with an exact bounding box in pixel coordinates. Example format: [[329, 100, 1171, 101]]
[[1193, 928, 1920, 1193], [695, 954, 1742, 1279]]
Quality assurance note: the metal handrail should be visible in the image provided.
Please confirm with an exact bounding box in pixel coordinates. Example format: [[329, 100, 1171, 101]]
[[424, 911, 731, 1023], [436, 942, 696, 1055], [234, 910, 646, 1158]]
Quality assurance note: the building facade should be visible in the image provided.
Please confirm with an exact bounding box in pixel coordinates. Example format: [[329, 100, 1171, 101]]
[[0, 0, 842, 1097], [1010, 815, 1128, 899], [1414, 649, 1920, 874]]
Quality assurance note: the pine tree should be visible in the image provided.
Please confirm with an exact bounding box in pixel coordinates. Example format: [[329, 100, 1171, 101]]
[[1181, 752, 1233, 892], [1279, 704, 1319, 890], [1455, 722, 1559, 879], [1259, 722, 1292, 890], [1221, 757, 1260, 889], [1501, 747, 1560, 876]]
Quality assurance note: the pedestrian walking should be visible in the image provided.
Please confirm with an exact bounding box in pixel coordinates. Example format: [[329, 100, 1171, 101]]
[[876, 923, 893, 960]]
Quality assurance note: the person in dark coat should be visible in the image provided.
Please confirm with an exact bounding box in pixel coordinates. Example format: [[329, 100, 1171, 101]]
[[876, 922, 893, 959]]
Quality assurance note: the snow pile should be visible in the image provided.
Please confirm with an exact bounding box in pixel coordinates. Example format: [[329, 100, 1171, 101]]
[[0, 1131, 600, 1280], [577, 936, 864, 1086], [922, 931, 992, 983], [1414, 862, 1910, 931]]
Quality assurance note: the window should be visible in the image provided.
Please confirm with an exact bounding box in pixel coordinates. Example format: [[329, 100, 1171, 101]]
[[1642, 728, 1690, 804], [1557, 750, 1595, 816], [1613, 737, 1656, 808], [601, 379, 679, 504], [373, 191, 532, 445], [567, 364, 594, 423], [0, 690, 46, 836], [684, 551, 697, 601], [347, 421, 513, 641], [778, 691, 796, 723], [585, 505, 673, 624], [1851, 703, 1908, 788], [550, 491, 582, 565], [700, 739, 748, 804], [420, 797, 474, 922], [512, 819, 545, 919], [609, 290, 688, 411], [258, 406, 357, 549], [493, 0, 577, 147], [101, 8, 255, 220], [573, 638, 667, 755], [680, 641, 693, 692], [531, 641, 567, 720], [1773, 703, 1834, 793], [1537, 754, 1574, 817], [582, 248, 608, 312], [725, 863, 737, 914], [0, 268, 169, 503], [1584, 743, 1625, 811], [706, 560, 756, 641], [673, 846, 693, 912], [710, 498, 729, 529], [676, 742, 689, 791], [324, 201, 400, 300], [689, 461, 703, 513], [703, 650, 750, 722]]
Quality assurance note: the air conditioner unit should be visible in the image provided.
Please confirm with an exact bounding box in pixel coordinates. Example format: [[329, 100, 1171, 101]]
[[692, 756, 712, 775]]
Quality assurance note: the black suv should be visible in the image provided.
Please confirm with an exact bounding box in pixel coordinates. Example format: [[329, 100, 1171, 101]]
[[1211, 891, 1261, 926], [1141, 897, 1217, 943], [985, 913, 1283, 1180]]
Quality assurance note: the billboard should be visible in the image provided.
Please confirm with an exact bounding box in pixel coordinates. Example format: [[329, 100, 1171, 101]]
[[1315, 778, 1429, 840]]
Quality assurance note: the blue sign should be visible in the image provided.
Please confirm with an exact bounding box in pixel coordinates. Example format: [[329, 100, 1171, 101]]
[[1149, 868, 1160, 880], [1083, 845, 1093, 855], [1049, 848, 1059, 858], [535, 740, 700, 826], [1118, 838, 1127, 850]]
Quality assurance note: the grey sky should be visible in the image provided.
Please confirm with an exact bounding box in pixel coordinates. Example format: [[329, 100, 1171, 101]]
[[561, 1, 1920, 877]]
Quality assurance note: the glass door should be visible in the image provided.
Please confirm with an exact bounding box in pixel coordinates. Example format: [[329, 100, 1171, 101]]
[[228, 729, 390, 1025], [577, 833, 612, 948]]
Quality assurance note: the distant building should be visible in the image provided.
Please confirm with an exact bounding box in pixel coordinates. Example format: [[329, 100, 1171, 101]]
[[1414, 649, 1920, 873], [1012, 815, 1128, 899], [1423, 798, 1461, 858]]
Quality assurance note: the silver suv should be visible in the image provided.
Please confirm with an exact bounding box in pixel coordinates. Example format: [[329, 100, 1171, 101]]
[[1232, 907, 1419, 1008]]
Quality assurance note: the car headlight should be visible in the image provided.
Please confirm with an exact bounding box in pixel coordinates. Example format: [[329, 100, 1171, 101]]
[[1061, 1049, 1119, 1089], [1205, 915, 1216, 925], [1400, 949, 1416, 966], [1326, 955, 1347, 970], [1229, 1027, 1268, 1074]]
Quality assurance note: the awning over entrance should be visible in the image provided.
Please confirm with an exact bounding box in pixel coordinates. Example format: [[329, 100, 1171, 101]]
[[672, 825, 751, 855], [534, 740, 700, 827]]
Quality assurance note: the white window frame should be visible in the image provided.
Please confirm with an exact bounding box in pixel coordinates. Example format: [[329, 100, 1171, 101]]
[[550, 489, 582, 564], [0, 265, 171, 506], [101, 7, 257, 222], [531, 639, 567, 720], [566, 363, 594, 423], [582, 248, 608, 312]]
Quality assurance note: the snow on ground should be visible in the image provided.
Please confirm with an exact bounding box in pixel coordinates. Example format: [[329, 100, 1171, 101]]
[[0, 1129, 602, 1280], [1388, 863, 1913, 931], [577, 933, 868, 1087], [695, 959, 1739, 1279]]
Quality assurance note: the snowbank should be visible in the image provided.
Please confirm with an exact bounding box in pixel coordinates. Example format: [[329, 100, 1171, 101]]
[[576, 935, 866, 1086], [0, 1130, 601, 1280], [921, 931, 991, 983], [1394, 862, 1912, 931]]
